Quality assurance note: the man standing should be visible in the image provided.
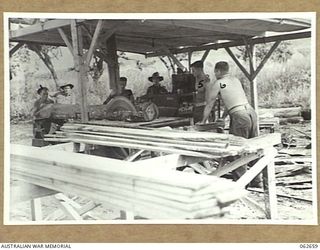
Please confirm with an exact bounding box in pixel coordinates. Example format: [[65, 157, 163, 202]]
[[199, 61, 260, 185], [201, 61, 257, 139], [190, 60, 211, 123], [32, 85, 55, 137]]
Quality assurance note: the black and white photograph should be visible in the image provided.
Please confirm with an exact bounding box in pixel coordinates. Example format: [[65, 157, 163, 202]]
[[4, 13, 317, 224]]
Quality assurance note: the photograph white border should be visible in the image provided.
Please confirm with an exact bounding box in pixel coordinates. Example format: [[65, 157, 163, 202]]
[[3, 12, 317, 225]]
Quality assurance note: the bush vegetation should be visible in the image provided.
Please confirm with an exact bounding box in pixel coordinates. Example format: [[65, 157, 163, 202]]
[[9, 39, 311, 121]]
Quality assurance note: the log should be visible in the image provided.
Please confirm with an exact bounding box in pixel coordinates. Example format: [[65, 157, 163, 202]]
[[279, 116, 304, 125], [259, 107, 301, 118]]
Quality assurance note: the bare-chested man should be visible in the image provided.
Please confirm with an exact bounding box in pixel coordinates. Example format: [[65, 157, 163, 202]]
[[202, 61, 258, 139], [190, 60, 210, 123], [193, 60, 260, 186]]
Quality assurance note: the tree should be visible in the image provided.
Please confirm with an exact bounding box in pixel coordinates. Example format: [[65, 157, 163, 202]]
[[9, 18, 62, 89], [27, 44, 62, 88], [235, 41, 293, 64]]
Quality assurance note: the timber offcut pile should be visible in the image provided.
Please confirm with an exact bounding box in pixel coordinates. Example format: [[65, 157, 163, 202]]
[[46, 123, 281, 158], [259, 106, 310, 125], [11, 144, 246, 219]]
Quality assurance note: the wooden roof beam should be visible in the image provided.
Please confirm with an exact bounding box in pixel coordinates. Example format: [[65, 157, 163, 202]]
[[9, 42, 24, 57], [57, 28, 73, 55], [85, 19, 104, 66], [160, 45, 187, 71], [147, 20, 262, 37], [225, 47, 251, 80], [146, 31, 311, 57], [10, 19, 85, 39], [201, 49, 210, 62]]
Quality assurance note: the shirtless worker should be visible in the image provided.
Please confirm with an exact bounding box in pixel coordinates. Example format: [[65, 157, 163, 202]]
[[193, 60, 261, 186], [190, 60, 210, 123]]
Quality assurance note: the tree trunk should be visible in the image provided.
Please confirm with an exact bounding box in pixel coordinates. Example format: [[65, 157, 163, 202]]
[[28, 44, 60, 89]]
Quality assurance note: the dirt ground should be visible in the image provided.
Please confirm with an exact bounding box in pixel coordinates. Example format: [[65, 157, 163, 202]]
[[8, 119, 315, 222]]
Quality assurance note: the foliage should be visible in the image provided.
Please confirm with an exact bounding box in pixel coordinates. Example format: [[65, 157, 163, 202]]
[[235, 41, 293, 64], [9, 36, 311, 121]]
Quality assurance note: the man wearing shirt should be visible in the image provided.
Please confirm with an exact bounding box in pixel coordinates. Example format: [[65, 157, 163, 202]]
[[146, 72, 168, 96]]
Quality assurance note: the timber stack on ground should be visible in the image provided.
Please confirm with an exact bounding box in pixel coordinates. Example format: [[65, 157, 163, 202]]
[[259, 106, 310, 126]]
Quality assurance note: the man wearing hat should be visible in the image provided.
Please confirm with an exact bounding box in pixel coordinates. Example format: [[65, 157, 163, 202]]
[[52, 83, 76, 105], [103, 77, 134, 104], [146, 72, 168, 96]]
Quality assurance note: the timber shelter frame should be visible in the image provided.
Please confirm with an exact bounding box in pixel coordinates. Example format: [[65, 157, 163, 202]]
[[8, 17, 312, 221], [9, 18, 311, 123]]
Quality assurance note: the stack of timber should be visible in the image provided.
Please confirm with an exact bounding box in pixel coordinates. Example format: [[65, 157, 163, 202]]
[[11, 144, 246, 219], [259, 106, 305, 125], [45, 123, 281, 159], [275, 146, 312, 191]]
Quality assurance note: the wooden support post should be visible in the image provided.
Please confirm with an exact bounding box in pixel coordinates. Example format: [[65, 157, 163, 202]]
[[161, 45, 186, 71], [57, 28, 73, 54], [188, 51, 192, 71], [71, 20, 89, 123], [30, 198, 42, 221], [249, 44, 258, 112], [86, 20, 103, 66], [252, 41, 281, 80], [225, 47, 251, 80], [9, 42, 24, 57], [201, 49, 210, 62], [168, 54, 186, 71], [71, 19, 89, 122], [248, 44, 259, 135], [262, 159, 278, 219], [106, 34, 120, 92]]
